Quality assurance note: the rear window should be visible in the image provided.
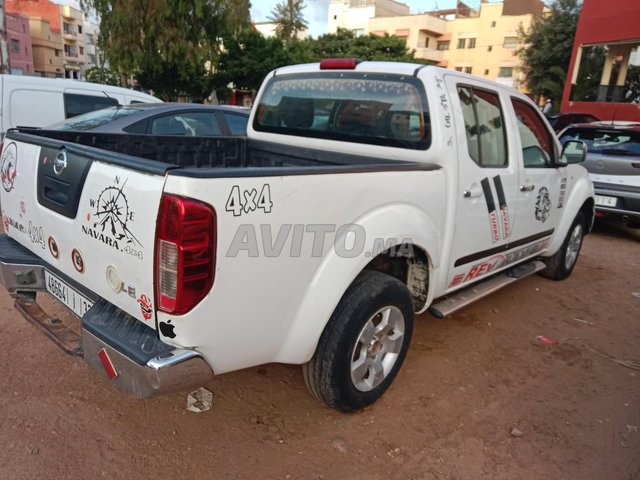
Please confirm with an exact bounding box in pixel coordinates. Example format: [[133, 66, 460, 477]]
[[64, 93, 119, 118], [560, 128, 640, 155], [254, 72, 430, 150], [48, 106, 144, 131]]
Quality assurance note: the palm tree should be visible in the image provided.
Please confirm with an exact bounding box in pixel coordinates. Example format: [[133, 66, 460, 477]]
[[268, 0, 308, 42]]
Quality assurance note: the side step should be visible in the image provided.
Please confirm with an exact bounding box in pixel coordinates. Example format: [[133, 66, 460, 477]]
[[428, 260, 546, 319]]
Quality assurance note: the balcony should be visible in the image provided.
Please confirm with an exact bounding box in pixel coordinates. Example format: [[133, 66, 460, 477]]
[[414, 48, 443, 63]]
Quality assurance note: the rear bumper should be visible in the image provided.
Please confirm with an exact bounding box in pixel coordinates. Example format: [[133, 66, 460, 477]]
[[0, 234, 213, 399], [593, 182, 640, 221]]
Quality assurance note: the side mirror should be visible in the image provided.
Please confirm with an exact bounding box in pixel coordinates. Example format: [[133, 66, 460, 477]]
[[560, 140, 587, 164]]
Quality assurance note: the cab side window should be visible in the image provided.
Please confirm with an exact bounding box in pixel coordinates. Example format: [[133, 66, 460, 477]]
[[457, 86, 507, 167], [511, 98, 556, 168]]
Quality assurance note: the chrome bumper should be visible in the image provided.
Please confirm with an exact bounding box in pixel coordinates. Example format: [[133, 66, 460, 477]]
[[0, 237, 213, 399]]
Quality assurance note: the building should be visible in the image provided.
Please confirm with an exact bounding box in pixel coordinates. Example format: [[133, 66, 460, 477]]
[[28, 17, 63, 77], [6, 12, 33, 74], [0, 0, 10, 73], [562, 0, 640, 120], [253, 21, 309, 39], [6, 0, 85, 78], [335, 0, 544, 89], [328, 0, 409, 36]]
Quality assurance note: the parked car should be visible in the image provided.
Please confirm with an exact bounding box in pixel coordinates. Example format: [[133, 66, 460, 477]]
[[46, 103, 250, 136], [0, 74, 160, 138], [559, 122, 640, 227], [546, 112, 600, 133]]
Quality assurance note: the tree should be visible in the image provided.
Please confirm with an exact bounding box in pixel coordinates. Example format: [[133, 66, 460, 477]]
[[213, 29, 290, 100], [518, 0, 581, 98], [83, 0, 250, 100], [297, 29, 421, 63], [84, 66, 120, 86], [268, 0, 308, 42]]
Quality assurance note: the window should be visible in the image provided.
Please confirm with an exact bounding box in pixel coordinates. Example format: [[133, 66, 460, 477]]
[[79, 46, 84, 55], [51, 106, 144, 130], [484, 69, 489, 76], [455, 67, 463, 72], [498, 67, 513, 78], [10, 39, 19, 52], [437, 41, 450, 51], [63, 93, 119, 118], [503, 37, 518, 49], [487, 45, 492, 52], [78, 25, 83, 34], [491, 21, 496, 27], [457, 86, 508, 167], [465, 67, 472, 74], [468, 38, 476, 49], [333, 15, 337, 20], [457, 38, 466, 49], [424, 37, 429, 48], [55, 50, 60, 57], [511, 98, 555, 167], [353, 28, 365, 36], [150, 112, 222, 136], [255, 73, 430, 150], [224, 113, 249, 136]]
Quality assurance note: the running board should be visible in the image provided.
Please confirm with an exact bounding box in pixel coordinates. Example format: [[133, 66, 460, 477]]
[[428, 260, 546, 319]]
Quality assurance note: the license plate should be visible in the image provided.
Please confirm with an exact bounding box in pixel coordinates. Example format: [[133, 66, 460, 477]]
[[45, 271, 93, 318], [595, 195, 617, 207]]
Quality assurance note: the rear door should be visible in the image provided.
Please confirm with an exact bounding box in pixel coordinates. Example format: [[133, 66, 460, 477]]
[[0, 133, 166, 327], [444, 76, 520, 291]]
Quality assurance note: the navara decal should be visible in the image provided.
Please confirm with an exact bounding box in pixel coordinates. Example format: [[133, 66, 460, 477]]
[[481, 177, 500, 243], [225, 184, 273, 217], [535, 186, 551, 223], [558, 177, 567, 209], [83, 176, 143, 256], [1, 142, 18, 193]]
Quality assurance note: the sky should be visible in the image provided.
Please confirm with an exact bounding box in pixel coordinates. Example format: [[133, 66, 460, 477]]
[[250, 0, 461, 38]]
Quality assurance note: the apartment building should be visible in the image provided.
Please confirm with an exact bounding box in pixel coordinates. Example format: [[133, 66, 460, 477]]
[[328, 0, 409, 36], [28, 17, 63, 77], [6, 0, 85, 78], [335, 0, 544, 90], [6, 12, 33, 75]]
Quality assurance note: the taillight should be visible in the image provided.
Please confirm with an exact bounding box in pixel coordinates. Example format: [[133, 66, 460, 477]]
[[320, 58, 360, 70], [155, 194, 216, 315]]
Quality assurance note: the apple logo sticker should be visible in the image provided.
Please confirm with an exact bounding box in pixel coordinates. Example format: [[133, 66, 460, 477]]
[[159, 320, 176, 338]]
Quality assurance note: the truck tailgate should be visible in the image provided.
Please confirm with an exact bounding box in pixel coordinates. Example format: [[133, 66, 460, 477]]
[[0, 135, 167, 327]]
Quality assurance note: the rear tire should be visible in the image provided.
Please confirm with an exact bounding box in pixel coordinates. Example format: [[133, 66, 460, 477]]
[[540, 212, 585, 280], [302, 271, 414, 413]]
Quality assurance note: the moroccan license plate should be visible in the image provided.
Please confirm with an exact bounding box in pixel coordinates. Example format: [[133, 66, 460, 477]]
[[45, 271, 93, 318], [595, 195, 617, 207]]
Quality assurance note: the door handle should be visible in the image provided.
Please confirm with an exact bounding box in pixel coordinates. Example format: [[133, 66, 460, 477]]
[[463, 188, 482, 198], [520, 184, 535, 192]]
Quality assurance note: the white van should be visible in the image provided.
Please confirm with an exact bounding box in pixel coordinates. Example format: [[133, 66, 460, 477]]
[[0, 75, 160, 136]]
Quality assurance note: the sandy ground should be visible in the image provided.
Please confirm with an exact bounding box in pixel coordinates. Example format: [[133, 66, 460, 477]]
[[0, 218, 639, 480]]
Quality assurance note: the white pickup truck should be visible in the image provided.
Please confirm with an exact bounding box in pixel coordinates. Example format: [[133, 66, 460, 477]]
[[0, 60, 594, 412]]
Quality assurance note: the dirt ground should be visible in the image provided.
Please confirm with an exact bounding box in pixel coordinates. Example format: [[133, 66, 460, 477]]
[[0, 218, 639, 480]]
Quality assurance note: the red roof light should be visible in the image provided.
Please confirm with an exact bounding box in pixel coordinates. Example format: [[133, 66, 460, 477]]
[[320, 58, 361, 70]]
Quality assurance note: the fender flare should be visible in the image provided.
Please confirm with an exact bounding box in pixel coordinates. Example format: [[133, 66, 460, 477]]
[[274, 203, 441, 364]]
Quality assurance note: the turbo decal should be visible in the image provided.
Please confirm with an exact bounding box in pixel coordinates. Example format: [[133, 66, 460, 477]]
[[535, 186, 551, 223], [84, 176, 142, 256], [493, 176, 510, 240], [137, 294, 153, 321], [1, 143, 18, 193], [481, 177, 500, 243]]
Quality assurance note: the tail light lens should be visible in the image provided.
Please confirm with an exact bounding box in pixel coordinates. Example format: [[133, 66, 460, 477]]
[[155, 194, 216, 315]]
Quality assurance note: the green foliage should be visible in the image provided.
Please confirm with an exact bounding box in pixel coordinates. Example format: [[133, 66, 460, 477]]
[[292, 29, 419, 63], [268, 0, 308, 41], [518, 0, 581, 97], [213, 29, 290, 97], [83, 0, 250, 100], [84, 66, 120, 86]]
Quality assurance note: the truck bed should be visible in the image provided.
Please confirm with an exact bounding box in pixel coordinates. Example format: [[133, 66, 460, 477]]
[[10, 129, 436, 178]]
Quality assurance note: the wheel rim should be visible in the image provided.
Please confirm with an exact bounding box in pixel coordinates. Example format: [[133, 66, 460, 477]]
[[350, 306, 405, 392], [564, 223, 583, 271]]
